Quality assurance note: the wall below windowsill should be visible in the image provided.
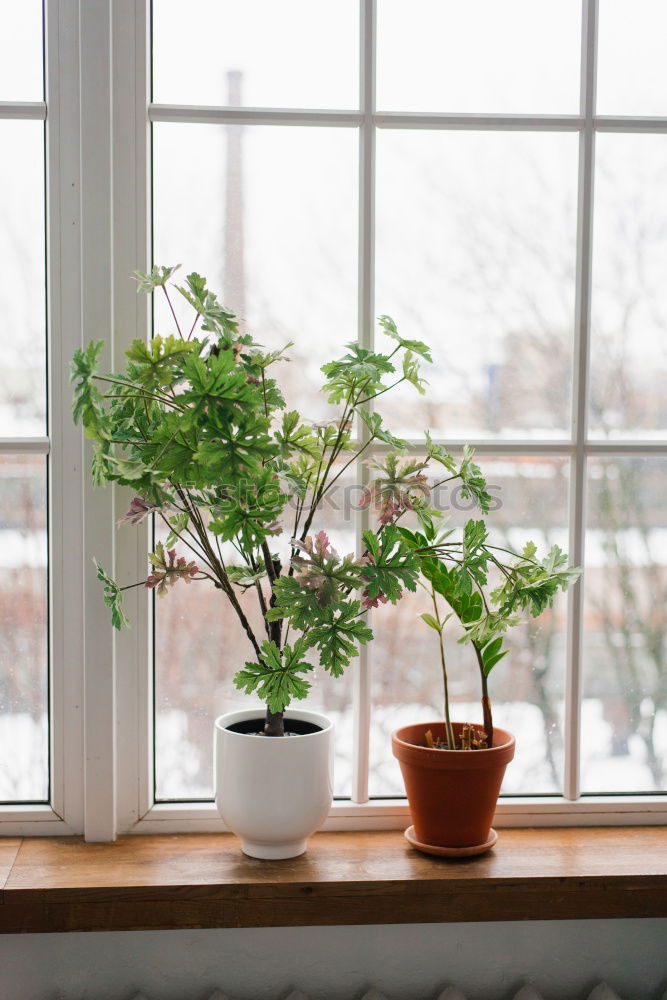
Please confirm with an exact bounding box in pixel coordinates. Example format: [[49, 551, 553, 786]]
[[0, 827, 665, 934]]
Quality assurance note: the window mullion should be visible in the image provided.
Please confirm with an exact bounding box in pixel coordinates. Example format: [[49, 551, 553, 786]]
[[351, 0, 377, 806], [43, 0, 85, 834], [564, 0, 598, 802], [112, 0, 151, 834], [0, 101, 46, 120], [79, 0, 116, 841], [0, 438, 50, 454]]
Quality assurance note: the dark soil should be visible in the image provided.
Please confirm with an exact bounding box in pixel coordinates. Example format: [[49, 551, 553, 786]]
[[226, 718, 322, 737]]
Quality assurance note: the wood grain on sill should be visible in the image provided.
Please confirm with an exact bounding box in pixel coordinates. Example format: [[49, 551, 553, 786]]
[[1, 828, 665, 933], [0, 840, 21, 892]]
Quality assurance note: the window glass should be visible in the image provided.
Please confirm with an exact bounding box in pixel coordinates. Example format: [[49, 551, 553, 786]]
[[152, 123, 357, 423], [589, 134, 667, 439], [152, 0, 359, 109], [597, 0, 667, 116], [0, 1, 43, 101], [0, 455, 48, 802], [377, 0, 581, 114], [375, 130, 578, 439], [0, 121, 46, 437], [582, 457, 667, 793]]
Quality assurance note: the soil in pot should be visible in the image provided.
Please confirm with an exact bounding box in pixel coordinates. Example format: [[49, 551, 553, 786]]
[[226, 718, 322, 737], [392, 721, 515, 850]]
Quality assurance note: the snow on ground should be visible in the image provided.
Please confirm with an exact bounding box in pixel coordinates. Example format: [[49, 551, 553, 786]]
[[4, 701, 663, 803]]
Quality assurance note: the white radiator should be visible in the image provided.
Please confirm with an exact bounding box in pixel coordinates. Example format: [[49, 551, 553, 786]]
[[131, 986, 666, 1000]]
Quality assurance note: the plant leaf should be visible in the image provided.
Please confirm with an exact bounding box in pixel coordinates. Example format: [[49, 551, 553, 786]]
[[94, 559, 129, 630], [233, 639, 313, 713]]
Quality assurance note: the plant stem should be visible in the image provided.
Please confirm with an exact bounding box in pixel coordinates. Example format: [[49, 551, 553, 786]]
[[314, 433, 376, 508], [246, 552, 270, 637], [299, 381, 361, 543], [261, 540, 282, 648], [187, 313, 199, 340], [175, 484, 263, 661], [161, 284, 184, 339], [431, 586, 456, 750], [355, 376, 407, 406], [485, 543, 542, 567], [93, 376, 186, 412], [264, 709, 285, 737], [157, 513, 214, 574], [474, 643, 494, 748], [260, 370, 269, 419]]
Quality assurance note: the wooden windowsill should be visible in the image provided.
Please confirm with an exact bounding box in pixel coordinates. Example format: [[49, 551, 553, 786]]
[[0, 827, 665, 934]]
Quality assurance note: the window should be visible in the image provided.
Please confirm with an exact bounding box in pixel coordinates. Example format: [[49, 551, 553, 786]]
[[1, 0, 665, 839]]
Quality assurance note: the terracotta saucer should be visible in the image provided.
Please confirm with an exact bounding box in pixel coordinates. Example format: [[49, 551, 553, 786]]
[[404, 825, 498, 858]]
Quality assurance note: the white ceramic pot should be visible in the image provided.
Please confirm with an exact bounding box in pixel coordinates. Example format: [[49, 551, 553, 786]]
[[214, 707, 334, 859]]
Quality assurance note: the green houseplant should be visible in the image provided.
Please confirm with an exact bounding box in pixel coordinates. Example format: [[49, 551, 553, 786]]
[[72, 266, 578, 857], [389, 504, 579, 854]]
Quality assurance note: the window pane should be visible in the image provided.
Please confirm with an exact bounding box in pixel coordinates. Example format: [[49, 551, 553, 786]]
[[375, 130, 578, 439], [597, 0, 667, 116], [0, 120, 46, 436], [0, 455, 48, 802], [582, 457, 667, 793], [377, 0, 581, 114], [369, 455, 569, 797], [0, 1, 43, 101], [152, 123, 357, 421], [152, 0, 359, 109], [154, 461, 357, 800], [589, 134, 667, 439]]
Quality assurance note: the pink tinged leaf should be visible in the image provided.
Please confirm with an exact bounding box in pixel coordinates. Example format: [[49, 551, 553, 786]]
[[167, 548, 177, 564], [116, 496, 160, 528], [361, 588, 380, 610], [361, 586, 390, 610], [379, 500, 400, 525], [358, 488, 372, 509], [314, 530, 330, 556]]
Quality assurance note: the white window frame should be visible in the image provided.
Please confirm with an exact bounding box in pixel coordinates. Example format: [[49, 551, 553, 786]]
[[0, 0, 86, 836], [2, 0, 666, 841]]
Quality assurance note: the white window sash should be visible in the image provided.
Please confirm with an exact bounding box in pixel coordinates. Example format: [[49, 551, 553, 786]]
[[0, 0, 84, 835]]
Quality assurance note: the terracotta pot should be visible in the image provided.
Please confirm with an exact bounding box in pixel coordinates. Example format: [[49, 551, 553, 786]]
[[392, 721, 515, 848]]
